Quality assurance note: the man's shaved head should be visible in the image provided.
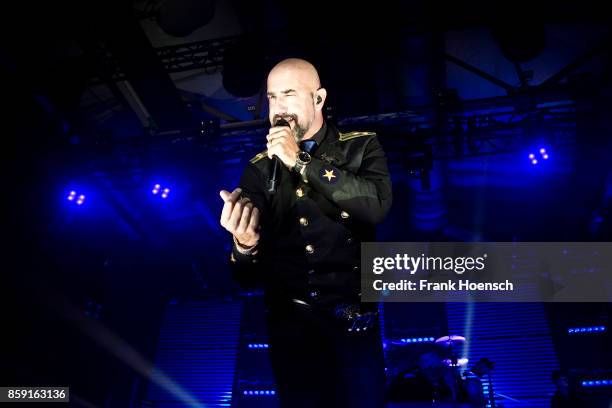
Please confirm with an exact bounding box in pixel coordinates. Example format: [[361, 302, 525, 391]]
[[268, 58, 321, 91], [266, 58, 327, 141]]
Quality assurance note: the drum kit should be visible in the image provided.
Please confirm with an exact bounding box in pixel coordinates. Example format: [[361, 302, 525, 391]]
[[387, 334, 495, 407]]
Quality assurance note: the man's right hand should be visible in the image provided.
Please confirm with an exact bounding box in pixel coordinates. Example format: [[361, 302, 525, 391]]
[[219, 188, 260, 248]]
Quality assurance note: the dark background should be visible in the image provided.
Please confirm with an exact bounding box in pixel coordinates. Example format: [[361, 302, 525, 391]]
[[3, 1, 611, 407]]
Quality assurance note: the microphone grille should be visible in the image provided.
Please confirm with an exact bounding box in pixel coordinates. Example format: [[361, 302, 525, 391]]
[[274, 118, 290, 127]]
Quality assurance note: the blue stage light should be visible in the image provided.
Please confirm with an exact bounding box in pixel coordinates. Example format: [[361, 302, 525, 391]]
[[247, 343, 269, 349], [152, 183, 171, 199], [528, 147, 550, 165], [67, 190, 86, 206], [581, 379, 612, 387], [243, 389, 276, 397], [399, 337, 435, 344], [567, 325, 606, 334]]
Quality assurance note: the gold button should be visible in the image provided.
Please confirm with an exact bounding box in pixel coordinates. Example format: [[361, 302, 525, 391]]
[[340, 211, 350, 219], [299, 217, 309, 226], [305, 244, 315, 254], [296, 188, 304, 198]]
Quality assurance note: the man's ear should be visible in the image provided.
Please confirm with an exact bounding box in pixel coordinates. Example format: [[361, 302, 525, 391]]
[[314, 88, 327, 110]]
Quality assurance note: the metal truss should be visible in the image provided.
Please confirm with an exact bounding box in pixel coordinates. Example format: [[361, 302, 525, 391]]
[[204, 95, 582, 166], [156, 35, 239, 74], [90, 35, 241, 85]]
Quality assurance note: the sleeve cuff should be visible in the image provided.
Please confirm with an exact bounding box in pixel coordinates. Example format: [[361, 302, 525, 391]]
[[233, 235, 258, 255]]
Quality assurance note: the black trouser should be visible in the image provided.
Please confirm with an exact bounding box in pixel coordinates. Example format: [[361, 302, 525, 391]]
[[266, 303, 387, 408]]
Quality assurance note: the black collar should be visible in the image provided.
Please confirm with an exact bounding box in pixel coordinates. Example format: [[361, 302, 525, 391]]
[[305, 121, 327, 146]]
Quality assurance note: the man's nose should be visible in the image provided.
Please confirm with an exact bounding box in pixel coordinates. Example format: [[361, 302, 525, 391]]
[[270, 98, 287, 112], [271, 109, 288, 119]]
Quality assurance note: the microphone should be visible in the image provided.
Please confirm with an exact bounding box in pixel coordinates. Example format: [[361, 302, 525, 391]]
[[268, 118, 290, 194]]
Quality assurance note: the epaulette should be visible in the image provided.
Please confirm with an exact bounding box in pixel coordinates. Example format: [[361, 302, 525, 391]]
[[250, 150, 268, 164], [338, 131, 376, 142]]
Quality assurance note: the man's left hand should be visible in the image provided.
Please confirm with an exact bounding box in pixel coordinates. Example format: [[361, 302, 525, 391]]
[[266, 126, 299, 169]]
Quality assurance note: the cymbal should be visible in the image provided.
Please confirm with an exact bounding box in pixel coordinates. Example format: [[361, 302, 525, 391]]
[[435, 335, 466, 346]]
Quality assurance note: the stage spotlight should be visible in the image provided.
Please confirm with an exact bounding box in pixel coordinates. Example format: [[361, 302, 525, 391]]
[[152, 183, 171, 199], [528, 147, 550, 165], [67, 190, 86, 206]]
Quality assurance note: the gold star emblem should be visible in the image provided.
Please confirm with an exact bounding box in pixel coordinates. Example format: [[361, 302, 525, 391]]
[[323, 169, 336, 182]]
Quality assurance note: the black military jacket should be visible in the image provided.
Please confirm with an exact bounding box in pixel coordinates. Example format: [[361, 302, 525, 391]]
[[229, 121, 392, 305]]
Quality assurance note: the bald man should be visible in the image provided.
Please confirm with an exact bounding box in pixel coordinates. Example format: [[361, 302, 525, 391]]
[[219, 58, 391, 408]]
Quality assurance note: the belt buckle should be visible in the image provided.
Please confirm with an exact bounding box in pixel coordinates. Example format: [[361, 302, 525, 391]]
[[334, 303, 378, 333], [291, 298, 378, 333]]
